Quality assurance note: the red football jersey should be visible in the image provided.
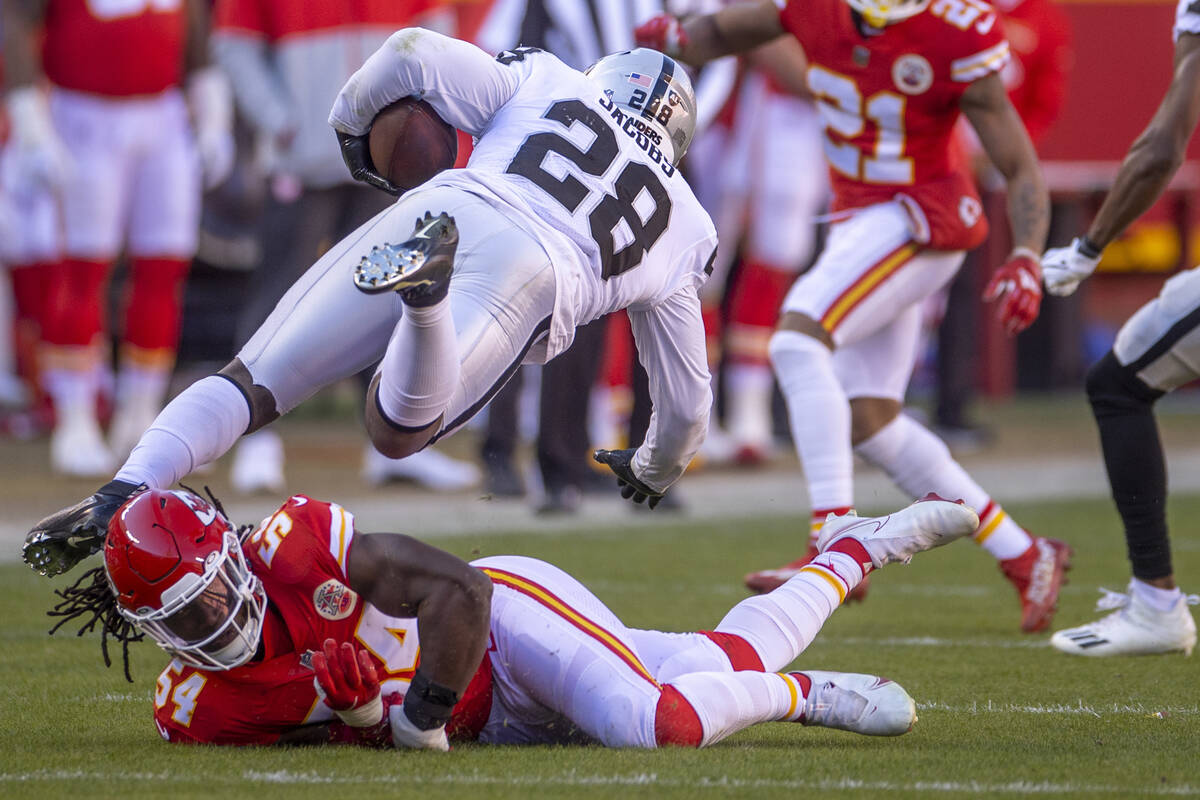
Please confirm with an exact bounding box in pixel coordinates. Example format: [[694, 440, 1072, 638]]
[[152, 496, 493, 746], [779, 0, 1010, 250], [42, 0, 187, 97]]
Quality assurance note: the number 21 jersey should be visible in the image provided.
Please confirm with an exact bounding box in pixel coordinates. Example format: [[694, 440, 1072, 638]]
[[777, 0, 1010, 250]]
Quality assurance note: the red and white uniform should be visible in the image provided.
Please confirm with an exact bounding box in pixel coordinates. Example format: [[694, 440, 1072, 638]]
[[43, 0, 185, 97], [780, 0, 1007, 251], [40, 0, 200, 261], [153, 495, 494, 745], [774, 0, 1010, 397], [152, 495, 843, 749]]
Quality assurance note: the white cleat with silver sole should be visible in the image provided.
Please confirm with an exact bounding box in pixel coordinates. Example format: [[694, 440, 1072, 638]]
[[799, 671, 917, 736]]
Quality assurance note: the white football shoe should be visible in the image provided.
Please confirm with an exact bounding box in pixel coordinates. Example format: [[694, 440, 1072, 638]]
[[231, 429, 286, 495], [798, 671, 916, 736], [362, 445, 480, 491], [816, 494, 980, 568], [1050, 585, 1198, 657], [50, 409, 115, 478]]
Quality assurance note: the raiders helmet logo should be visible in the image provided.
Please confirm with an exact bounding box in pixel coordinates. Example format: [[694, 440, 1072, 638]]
[[313, 579, 358, 620], [892, 54, 934, 95]]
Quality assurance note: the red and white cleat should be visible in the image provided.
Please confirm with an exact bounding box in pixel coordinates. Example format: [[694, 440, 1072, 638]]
[[817, 495, 980, 569], [1001, 536, 1073, 633]]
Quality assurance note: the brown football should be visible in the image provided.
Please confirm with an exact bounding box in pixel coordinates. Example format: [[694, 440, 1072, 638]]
[[367, 97, 458, 192]]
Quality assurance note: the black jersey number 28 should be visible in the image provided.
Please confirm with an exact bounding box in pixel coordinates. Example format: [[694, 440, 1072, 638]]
[[505, 99, 671, 279]]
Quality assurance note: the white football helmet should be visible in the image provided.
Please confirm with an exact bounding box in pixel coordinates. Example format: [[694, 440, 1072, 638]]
[[845, 0, 931, 26], [585, 48, 696, 165]]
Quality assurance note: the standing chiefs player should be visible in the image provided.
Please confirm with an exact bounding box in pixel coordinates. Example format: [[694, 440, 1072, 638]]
[[637, 0, 1071, 632], [1, 0, 233, 476], [65, 487, 977, 748]]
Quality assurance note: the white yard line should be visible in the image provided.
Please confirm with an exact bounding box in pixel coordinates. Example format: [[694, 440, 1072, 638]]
[[2, 769, 1198, 795]]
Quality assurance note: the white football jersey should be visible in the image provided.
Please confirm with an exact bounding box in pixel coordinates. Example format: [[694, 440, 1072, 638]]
[[330, 28, 718, 361], [1175, 0, 1200, 40]]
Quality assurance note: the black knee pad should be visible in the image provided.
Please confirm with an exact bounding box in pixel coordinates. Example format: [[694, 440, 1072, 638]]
[[1085, 351, 1161, 417], [217, 360, 280, 433]]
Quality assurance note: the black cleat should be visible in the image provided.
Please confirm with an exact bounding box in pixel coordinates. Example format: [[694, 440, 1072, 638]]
[[352, 211, 458, 306], [23, 480, 143, 577]]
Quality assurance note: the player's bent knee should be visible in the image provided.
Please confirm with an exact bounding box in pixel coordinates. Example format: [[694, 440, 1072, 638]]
[[849, 397, 902, 445], [1086, 351, 1159, 416], [768, 326, 828, 370], [217, 359, 281, 434], [774, 311, 833, 349], [364, 393, 440, 459], [654, 686, 704, 748]]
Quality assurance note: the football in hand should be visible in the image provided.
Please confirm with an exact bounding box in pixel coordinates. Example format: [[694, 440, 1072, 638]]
[[367, 98, 458, 192]]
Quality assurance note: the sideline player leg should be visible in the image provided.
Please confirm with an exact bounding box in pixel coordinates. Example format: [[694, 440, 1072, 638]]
[[1051, 269, 1200, 656], [745, 202, 1070, 632]]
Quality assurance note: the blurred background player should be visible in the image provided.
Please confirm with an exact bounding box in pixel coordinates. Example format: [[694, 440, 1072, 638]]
[[211, 0, 478, 495], [687, 40, 826, 465], [1, 0, 233, 477], [1041, 0, 1200, 657], [637, 0, 1071, 632]]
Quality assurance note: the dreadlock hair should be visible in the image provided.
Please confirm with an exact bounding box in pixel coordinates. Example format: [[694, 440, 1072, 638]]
[[48, 565, 145, 683], [44, 485, 245, 683]]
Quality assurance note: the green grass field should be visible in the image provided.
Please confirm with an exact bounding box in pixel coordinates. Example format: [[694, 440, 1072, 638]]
[[2, 496, 1198, 799]]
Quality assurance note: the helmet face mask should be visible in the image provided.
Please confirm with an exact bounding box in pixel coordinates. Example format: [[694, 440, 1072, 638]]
[[104, 490, 267, 671], [844, 0, 931, 27], [585, 48, 696, 165]]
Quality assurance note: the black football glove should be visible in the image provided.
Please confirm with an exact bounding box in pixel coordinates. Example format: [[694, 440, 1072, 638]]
[[23, 480, 143, 577], [592, 448, 666, 510], [336, 131, 402, 196]]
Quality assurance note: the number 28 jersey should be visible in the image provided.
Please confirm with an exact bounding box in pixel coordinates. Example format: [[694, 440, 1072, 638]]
[[152, 496, 493, 746], [777, 0, 1010, 250], [328, 31, 718, 361]]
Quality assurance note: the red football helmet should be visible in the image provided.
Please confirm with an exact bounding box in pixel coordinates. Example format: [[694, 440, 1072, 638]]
[[103, 489, 266, 670]]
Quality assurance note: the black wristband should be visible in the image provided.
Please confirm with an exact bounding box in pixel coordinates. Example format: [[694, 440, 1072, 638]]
[[403, 670, 459, 730], [1077, 236, 1103, 259]]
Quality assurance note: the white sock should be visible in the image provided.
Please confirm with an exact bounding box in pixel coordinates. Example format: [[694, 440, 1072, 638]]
[[713, 553, 860, 671], [769, 330, 852, 511], [667, 671, 808, 747], [1131, 578, 1183, 612], [854, 414, 1031, 560], [114, 363, 171, 412], [726, 363, 774, 445], [43, 366, 96, 421], [376, 301, 458, 428], [116, 376, 250, 488]]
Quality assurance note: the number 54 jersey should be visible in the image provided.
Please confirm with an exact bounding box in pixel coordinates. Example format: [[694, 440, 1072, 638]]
[[329, 29, 718, 362], [777, 0, 1011, 251], [152, 496, 493, 745]]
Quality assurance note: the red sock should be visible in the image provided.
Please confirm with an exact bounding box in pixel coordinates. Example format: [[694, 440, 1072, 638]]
[[42, 259, 109, 347], [122, 257, 191, 351], [654, 685, 703, 747], [699, 631, 764, 671]]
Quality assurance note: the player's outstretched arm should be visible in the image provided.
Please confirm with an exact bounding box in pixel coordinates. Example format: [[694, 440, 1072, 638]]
[[962, 73, 1050, 334], [1084, 34, 1200, 252], [346, 532, 492, 748], [636, 1, 785, 67]]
